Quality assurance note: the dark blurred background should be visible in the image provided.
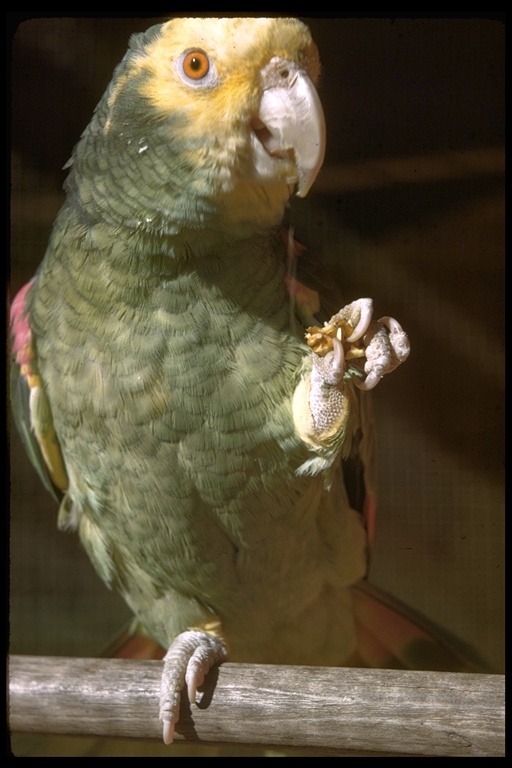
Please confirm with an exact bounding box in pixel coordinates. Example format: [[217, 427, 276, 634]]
[[9, 14, 504, 756]]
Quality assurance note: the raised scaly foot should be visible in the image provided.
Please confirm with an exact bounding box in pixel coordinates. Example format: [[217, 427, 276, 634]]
[[159, 628, 227, 744]]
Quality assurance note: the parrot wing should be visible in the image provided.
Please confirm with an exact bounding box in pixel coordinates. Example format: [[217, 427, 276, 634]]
[[10, 278, 69, 503]]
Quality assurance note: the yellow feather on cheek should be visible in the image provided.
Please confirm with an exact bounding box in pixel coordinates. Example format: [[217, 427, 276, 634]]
[[139, 44, 256, 138], [137, 17, 319, 141]]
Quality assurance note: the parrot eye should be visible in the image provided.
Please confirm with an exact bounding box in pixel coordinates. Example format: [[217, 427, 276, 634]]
[[183, 50, 209, 79], [177, 49, 217, 88]]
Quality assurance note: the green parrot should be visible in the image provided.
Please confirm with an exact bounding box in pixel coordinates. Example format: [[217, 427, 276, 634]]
[[12, 16, 464, 745]]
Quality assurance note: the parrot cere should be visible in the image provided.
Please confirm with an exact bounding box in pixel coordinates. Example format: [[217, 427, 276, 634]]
[[11, 18, 417, 744]]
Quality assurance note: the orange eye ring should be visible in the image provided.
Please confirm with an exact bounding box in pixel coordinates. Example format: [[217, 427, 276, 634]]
[[182, 50, 210, 80]]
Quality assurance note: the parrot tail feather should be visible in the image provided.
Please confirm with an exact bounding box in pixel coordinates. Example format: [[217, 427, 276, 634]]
[[350, 581, 492, 673], [102, 581, 491, 690], [101, 622, 165, 660]]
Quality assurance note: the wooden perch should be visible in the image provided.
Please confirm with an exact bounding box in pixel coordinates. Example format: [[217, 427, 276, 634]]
[[8, 655, 504, 756]]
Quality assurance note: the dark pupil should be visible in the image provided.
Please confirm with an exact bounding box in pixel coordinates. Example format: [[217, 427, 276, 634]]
[[190, 56, 202, 71]]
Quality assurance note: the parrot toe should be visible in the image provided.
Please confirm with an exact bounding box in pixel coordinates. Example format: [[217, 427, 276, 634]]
[[305, 299, 410, 392], [356, 315, 411, 391], [312, 336, 345, 386], [377, 315, 411, 365], [159, 630, 228, 744]]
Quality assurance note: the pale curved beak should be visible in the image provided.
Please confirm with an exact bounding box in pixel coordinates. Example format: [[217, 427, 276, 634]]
[[254, 65, 326, 197]]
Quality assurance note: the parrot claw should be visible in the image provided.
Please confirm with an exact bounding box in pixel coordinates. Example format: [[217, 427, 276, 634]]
[[159, 630, 228, 744], [299, 300, 409, 441], [162, 714, 178, 746], [305, 300, 410, 392]]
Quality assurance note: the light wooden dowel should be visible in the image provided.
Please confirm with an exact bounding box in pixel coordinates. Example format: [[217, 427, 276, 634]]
[[8, 655, 504, 756]]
